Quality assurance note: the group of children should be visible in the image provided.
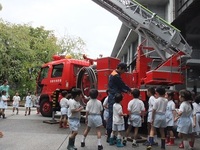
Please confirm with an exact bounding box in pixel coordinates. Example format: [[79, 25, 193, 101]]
[[143, 87, 200, 150], [60, 86, 200, 150], [0, 91, 40, 119], [59, 88, 103, 150], [62, 87, 146, 150]]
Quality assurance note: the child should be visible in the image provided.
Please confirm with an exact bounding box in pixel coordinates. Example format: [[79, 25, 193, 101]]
[[25, 92, 33, 116], [123, 88, 145, 147], [1, 90, 8, 118], [12, 92, 21, 115], [59, 90, 69, 128], [176, 89, 195, 150], [165, 90, 176, 146], [148, 86, 168, 150], [103, 90, 109, 133], [143, 87, 158, 146], [35, 94, 40, 114], [178, 91, 199, 149], [189, 94, 200, 149], [67, 88, 84, 150], [193, 94, 200, 136], [109, 93, 127, 147], [81, 89, 103, 150]]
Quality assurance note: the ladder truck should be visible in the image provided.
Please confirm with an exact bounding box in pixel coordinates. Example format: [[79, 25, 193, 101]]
[[37, 0, 193, 118], [91, 0, 192, 90]]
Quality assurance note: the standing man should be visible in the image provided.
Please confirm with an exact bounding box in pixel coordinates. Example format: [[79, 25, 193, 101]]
[[106, 62, 131, 142]]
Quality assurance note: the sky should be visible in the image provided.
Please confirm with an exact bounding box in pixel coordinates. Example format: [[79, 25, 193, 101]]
[[0, 0, 122, 58]]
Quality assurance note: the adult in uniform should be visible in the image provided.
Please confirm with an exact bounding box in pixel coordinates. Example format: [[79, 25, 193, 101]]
[[106, 62, 131, 142]]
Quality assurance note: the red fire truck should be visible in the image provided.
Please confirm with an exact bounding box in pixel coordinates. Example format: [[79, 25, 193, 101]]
[[36, 55, 133, 117], [36, 0, 193, 117]]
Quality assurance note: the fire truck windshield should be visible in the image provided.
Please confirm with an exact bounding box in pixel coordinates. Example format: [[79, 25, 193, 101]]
[[39, 67, 49, 81], [52, 64, 63, 78]]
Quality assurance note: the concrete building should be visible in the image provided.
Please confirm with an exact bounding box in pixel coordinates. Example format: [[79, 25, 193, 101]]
[[111, 0, 200, 93]]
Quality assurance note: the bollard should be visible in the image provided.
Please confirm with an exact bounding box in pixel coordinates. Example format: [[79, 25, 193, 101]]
[[51, 89, 60, 121], [43, 89, 60, 124]]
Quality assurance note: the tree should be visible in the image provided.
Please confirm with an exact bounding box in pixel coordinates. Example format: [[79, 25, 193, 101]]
[[0, 20, 86, 97], [58, 34, 86, 59]]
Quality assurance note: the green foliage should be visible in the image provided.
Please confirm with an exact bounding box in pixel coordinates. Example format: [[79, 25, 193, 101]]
[[0, 20, 85, 97], [58, 35, 86, 59]]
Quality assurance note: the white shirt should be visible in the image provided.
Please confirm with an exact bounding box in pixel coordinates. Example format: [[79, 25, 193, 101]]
[[13, 95, 21, 105], [2, 95, 8, 102], [179, 101, 193, 117], [60, 98, 68, 108], [153, 97, 168, 113], [113, 103, 124, 124], [68, 98, 81, 119], [86, 99, 103, 114], [148, 95, 156, 112], [103, 96, 108, 111], [193, 102, 200, 113], [128, 98, 145, 114], [166, 100, 175, 112], [26, 96, 32, 104]]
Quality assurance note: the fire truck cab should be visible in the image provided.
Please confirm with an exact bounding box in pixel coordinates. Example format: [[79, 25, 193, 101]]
[[36, 55, 89, 117]]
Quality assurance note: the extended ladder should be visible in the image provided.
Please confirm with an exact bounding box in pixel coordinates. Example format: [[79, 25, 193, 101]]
[[92, 0, 192, 60]]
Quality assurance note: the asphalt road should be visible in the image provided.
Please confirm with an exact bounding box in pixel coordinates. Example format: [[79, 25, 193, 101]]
[[0, 107, 200, 150]]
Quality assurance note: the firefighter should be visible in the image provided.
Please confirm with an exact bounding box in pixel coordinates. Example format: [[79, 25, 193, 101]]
[[106, 62, 131, 143]]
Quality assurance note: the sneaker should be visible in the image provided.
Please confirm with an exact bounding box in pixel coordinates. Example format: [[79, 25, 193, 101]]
[[73, 147, 77, 150], [132, 143, 139, 147], [166, 142, 174, 146], [143, 141, 151, 146], [81, 142, 85, 147], [146, 146, 152, 150], [113, 136, 117, 144], [145, 141, 152, 147], [106, 136, 110, 143], [179, 142, 184, 149], [132, 140, 139, 147], [98, 145, 103, 150], [152, 142, 158, 146], [122, 139, 127, 146]]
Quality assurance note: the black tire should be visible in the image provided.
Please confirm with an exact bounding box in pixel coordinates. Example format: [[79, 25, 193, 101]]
[[40, 100, 52, 117]]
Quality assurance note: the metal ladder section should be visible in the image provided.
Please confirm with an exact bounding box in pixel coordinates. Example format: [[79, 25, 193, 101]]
[[92, 0, 192, 60]]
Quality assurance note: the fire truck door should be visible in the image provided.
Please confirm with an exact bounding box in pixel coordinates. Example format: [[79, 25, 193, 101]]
[[50, 64, 63, 91]]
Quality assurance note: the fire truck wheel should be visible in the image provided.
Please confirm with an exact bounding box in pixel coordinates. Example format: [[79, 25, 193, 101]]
[[40, 100, 52, 117]]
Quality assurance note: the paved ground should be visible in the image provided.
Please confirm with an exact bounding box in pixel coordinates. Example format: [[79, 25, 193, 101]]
[[0, 107, 200, 150]]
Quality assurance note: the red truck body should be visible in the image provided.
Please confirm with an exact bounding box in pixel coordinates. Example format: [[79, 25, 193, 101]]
[[36, 55, 135, 117], [36, 55, 90, 117], [37, 41, 187, 117]]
